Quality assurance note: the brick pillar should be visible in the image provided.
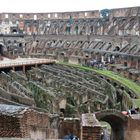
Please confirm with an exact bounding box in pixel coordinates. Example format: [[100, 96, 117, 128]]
[[81, 113, 101, 140], [82, 126, 101, 140]]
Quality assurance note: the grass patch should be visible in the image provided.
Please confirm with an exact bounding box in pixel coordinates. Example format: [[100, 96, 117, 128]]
[[58, 62, 140, 97], [133, 99, 140, 107]]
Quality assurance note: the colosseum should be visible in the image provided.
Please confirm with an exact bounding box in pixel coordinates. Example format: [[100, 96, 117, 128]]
[[0, 6, 140, 140]]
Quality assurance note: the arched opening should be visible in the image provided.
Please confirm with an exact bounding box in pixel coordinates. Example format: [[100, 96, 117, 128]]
[[96, 112, 127, 140], [128, 91, 132, 98], [106, 79, 111, 83], [114, 46, 120, 51], [60, 52, 65, 56], [90, 26, 93, 33], [113, 82, 117, 87], [0, 44, 4, 56], [12, 29, 18, 34], [124, 62, 127, 67], [19, 43, 22, 48], [100, 121, 111, 140], [34, 15, 37, 20], [7, 40, 11, 44]]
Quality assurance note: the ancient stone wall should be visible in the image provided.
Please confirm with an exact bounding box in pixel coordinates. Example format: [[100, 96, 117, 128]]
[[0, 115, 22, 137], [0, 7, 139, 36], [58, 118, 80, 139], [20, 109, 49, 139], [125, 115, 140, 140], [1, 11, 100, 20], [110, 7, 140, 19]]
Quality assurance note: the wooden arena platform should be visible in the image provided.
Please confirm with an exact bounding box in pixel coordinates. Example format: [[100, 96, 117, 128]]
[[0, 57, 55, 72]]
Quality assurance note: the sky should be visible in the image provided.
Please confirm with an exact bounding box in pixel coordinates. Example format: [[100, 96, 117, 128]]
[[0, 0, 140, 13]]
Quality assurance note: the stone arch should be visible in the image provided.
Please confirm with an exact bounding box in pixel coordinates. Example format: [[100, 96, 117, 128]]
[[12, 29, 18, 34], [95, 109, 128, 140], [114, 46, 120, 51], [106, 78, 111, 83], [19, 43, 23, 47], [0, 43, 5, 55], [90, 26, 93, 33]]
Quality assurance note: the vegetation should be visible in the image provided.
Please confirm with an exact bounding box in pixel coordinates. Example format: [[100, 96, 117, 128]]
[[58, 62, 140, 97], [133, 99, 140, 107]]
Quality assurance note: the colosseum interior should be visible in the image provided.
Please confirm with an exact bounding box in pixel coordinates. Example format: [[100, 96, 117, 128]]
[[0, 6, 140, 140]]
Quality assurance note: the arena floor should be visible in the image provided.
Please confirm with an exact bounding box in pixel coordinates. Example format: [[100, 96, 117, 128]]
[[0, 57, 55, 68]]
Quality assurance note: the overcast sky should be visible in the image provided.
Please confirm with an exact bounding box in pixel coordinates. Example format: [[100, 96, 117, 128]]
[[1, 0, 140, 13]]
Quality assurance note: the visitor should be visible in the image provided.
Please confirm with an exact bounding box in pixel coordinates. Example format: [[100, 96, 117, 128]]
[[130, 107, 139, 114], [63, 134, 79, 140], [100, 129, 110, 140]]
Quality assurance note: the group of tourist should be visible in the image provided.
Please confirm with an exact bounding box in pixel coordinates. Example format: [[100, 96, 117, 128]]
[[86, 59, 105, 69], [122, 107, 140, 115], [86, 59, 115, 70]]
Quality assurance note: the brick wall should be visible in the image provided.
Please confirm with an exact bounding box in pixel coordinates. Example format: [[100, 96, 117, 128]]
[[58, 118, 80, 139], [125, 116, 140, 140], [0, 109, 59, 139], [20, 110, 49, 139], [0, 115, 22, 137], [82, 126, 101, 140]]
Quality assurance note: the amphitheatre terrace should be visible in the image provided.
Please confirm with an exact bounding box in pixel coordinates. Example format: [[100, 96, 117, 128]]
[[0, 6, 140, 140]]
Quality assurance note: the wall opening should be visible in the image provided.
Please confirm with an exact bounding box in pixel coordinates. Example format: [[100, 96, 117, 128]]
[[34, 15, 37, 20], [0, 44, 4, 55], [114, 46, 120, 51], [55, 13, 58, 18], [19, 14, 23, 18], [5, 14, 8, 19], [48, 14, 51, 18], [96, 113, 127, 140], [19, 43, 22, 48], [100, 121, 111, 140], [12, 29, 18, 34]]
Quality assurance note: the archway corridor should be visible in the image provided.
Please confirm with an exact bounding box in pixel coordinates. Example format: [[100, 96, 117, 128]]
[[96, 110, 128, 140]]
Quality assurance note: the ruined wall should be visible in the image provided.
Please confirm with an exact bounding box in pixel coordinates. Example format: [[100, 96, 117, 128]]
[[58, 118, 80, 139], [0, 7, 139, 36], [0, 115, 22, 137], [1, 11, 100, 20], [110, 7, 140, 18], [82, 126, 101, 140], [1, 7, 139, 20], [20, 110, 49, 139], [125, 116, 140, 140], [20, 110, 59, 139]]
